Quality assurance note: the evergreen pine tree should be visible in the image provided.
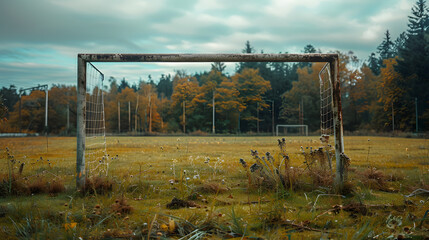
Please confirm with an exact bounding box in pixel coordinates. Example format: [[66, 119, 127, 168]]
[[367, 52, 380, 75], [377, 30, 395, 66], [396, 0, 429, 131]]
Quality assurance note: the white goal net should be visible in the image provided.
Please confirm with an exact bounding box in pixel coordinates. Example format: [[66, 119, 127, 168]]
[[85, 63, 108, 176], [319, 63, 334, 137]]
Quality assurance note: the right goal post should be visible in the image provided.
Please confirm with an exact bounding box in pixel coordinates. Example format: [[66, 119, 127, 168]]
[[76, 53, 345, 190]]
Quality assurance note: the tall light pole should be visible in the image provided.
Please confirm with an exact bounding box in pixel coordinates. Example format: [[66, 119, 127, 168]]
[[212, 90, 215, 134], [67, 103, 69, 132], [128, 101, 131, 132], [257, 102, 259, 134], [266, 100, 275, 136], [392, 101, 394, 135], [118, 101, 120, 133], [415, 97, 418, 133]]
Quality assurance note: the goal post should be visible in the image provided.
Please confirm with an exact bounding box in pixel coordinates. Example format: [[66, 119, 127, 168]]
[[76, 53, 345, 190], [276, 124, 308, 136]]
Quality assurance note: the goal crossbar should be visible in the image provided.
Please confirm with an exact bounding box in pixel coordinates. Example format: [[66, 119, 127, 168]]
[[76, 53, 345, 190]]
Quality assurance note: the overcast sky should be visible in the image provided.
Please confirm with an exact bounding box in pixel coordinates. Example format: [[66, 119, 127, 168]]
[[0, 0, 414, 89]]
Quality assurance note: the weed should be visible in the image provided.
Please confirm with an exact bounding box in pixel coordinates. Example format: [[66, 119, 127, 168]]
[[360, 167, 386, 190], [83, 176, 113, 195], [111, 196, 133, 215], [48, 180, 65, 194]]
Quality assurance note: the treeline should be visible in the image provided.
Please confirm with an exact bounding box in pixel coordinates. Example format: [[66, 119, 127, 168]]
[[1, 0, 428, 135]]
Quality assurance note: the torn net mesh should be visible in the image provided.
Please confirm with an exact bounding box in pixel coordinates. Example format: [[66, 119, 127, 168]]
[[85, 63, 108, 176], [319, 63, 334, 137]]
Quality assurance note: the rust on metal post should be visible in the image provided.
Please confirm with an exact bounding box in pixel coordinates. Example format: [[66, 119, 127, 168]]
[[329, 56, 345, 191], [76, 56, 86, 190]]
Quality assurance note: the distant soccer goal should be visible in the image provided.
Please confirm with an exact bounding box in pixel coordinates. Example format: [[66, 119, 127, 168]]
[[276, 124, 308, 136], [76, 53, 346, 189]]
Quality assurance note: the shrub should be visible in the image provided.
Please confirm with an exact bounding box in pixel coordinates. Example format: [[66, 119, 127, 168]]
[[84, 176, 113, 195]]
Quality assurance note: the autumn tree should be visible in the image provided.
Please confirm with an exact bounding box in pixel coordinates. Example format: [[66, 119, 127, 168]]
[[191, 69, 226, 132], [171, 75, 200, 133], [104, 78, 120, 132], [137, 82, 163, 133], [47, 85, 77, 134], [117, 87, 137, 132], [232, 68, 271, 132], [378, 58, 413, 131], [8, 90, 47, 133], [280, 63, 324, 131], [216, 78, 244, 132]]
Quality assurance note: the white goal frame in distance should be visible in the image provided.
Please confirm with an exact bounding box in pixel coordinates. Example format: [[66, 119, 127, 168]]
[[76, 53, 345, 190], [276, 124, 308, 136]]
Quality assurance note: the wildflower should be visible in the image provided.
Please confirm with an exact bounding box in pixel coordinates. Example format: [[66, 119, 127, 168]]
[[250, 163, 260, 172], [239, 158, 247, 168], [250, 149, 259, 156], [64, 222, 77, 230]]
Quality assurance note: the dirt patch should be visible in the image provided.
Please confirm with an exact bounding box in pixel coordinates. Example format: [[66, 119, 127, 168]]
[[166, 197, 198, 209]]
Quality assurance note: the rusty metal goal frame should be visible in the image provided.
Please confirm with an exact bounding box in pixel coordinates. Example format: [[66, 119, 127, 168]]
[[76, 53, 345, 190]]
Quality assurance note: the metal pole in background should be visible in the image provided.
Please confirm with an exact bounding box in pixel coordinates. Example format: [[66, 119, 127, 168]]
[[183, 101, 186, 133], [45, 88, 48, 131], [18, 94, 22, 133], [118, 101, 120, 133], [257, 102, 259, 134], [67, 103, 70, 134], [392, 101, 395, 135], [415, 97, 418, 133], [149, 94, 152, 133], [212, 90, 215, 134], [45, 87, 48, 153], [272, 100, 274, 136], [128, 101, 131, 132], [135, 95, 139, 133]]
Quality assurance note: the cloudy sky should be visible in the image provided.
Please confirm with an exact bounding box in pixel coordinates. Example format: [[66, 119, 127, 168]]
[[0, 0, 414, 89]]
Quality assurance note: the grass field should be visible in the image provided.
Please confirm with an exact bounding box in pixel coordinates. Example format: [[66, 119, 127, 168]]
[[0, 136, 428, 239]]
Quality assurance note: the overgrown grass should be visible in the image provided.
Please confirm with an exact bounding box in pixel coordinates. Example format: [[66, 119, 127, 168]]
[[0, 136, 428, 238]]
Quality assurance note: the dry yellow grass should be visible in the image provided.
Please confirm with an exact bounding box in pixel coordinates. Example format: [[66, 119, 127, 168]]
[[0, 135, 428, 238]]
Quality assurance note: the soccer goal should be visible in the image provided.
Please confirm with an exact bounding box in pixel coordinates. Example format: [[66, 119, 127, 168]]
[[76, 53, 345, 189], [276, 124, 308, 136]]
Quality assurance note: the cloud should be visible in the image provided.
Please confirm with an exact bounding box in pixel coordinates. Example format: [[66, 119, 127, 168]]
[[0, 0, 415, 89]]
